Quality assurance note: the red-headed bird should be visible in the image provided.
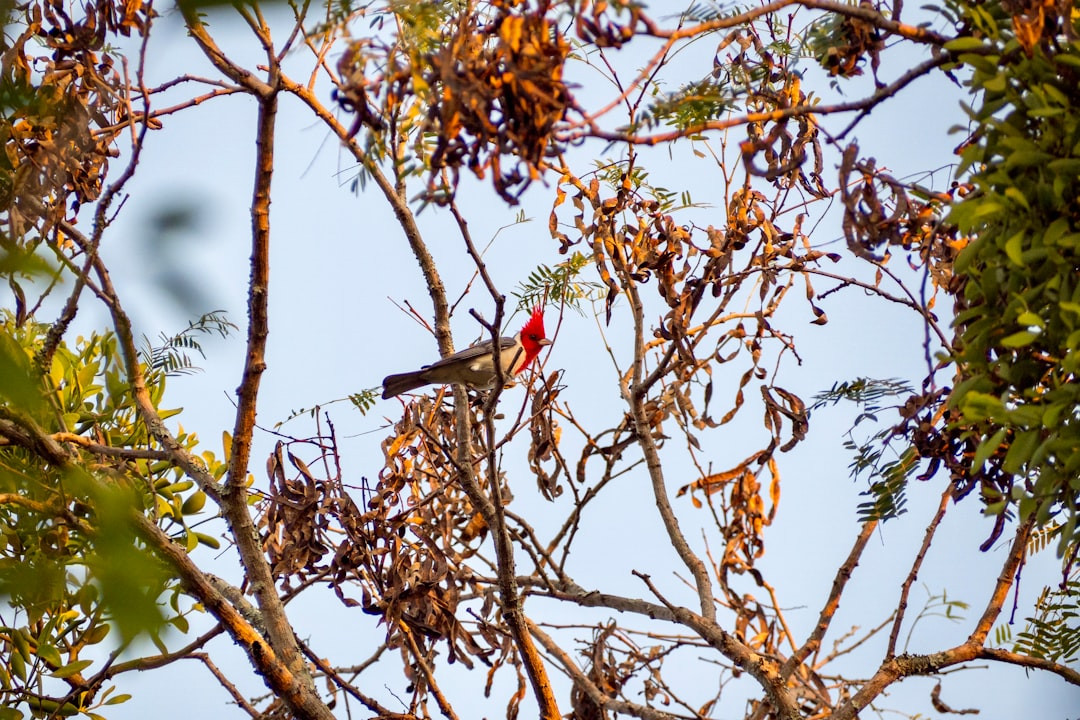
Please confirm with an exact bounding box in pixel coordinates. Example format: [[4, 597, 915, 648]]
[[381, 307, 551, 399]]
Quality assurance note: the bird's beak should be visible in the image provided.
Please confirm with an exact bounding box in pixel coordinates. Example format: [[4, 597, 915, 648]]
[[538, 338, 553, 346]]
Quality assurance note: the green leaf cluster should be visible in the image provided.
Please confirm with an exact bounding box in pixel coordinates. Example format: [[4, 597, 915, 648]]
[[944, 3, 1080, 553], [1010, 577, 1080, 663], [139, 310, 237, 378], [639, 79, 730, 133], [0, 314, 222, 714], [514, 251, 604, 315]]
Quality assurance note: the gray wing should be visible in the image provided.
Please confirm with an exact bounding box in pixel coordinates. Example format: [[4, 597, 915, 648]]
[[421, 336, 516, 370]]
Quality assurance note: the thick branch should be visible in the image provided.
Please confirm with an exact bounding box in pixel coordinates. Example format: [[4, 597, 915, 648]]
[[49, 432, 170, 460], [129, 512, 333, 720], [181, 10, 274, 96], [211, 71, 321, 708], [528, 582, 680, 623], [100, 627, 224, 676], [0, 491, 63, 516], [0, 413, 73, 466]]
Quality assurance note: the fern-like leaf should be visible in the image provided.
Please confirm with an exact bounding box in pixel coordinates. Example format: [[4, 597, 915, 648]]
[[811, 377, 914, 412], [514, 251, 604, 315], [816, 377, 919, 523], [140, 310, 237, 378], [274, 388, 381, 429], [1011, 576, 1080, 663], [638, 79, 730, 133]]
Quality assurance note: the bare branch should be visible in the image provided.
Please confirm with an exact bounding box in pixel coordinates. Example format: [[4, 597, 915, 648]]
[[784, 519, 879, 677], [887, 484, 953, 658]]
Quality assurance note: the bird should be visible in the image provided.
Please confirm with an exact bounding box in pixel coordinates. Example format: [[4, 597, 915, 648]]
[[381, 307, 552, 399]]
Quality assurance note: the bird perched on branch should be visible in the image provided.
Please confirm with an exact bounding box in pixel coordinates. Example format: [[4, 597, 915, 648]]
[[381, 307, 551, 399]]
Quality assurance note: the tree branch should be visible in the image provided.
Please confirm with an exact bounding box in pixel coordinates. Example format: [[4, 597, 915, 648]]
[[632, 571, 803, 720], [528, 619, 683, 720], [129, 512, 333, 720], [832, 516, 1036, 720], [783, 518, 878, 678], [180, 9, 275, 96], [887, 484, 953, 658], [976, 647, 1080, 686]]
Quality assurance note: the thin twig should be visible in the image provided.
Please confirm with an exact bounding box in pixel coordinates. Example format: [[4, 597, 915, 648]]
[[887, 484, 953, 658]]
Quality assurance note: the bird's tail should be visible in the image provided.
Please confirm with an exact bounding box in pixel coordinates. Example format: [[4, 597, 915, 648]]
[[381, 371, 430, 399]]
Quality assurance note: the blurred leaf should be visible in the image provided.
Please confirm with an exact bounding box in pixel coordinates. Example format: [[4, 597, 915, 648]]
[[50, 658, 93, 679], [0, 329, 44, 415]]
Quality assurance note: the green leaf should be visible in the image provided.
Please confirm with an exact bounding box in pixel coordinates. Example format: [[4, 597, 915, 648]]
[[181, 490, 206, 515], [36, 642, 62, 667], [983, 73, 1007, 92], [1009, 405, 1044, 428], [195, 532, 221, 550], [1003, 186, 1030, 210], [49, 658, 93, 679], [170, 613, 190, 634], [960, 391, 1005, 422], [1004, 150, 1052, 169], [0, 331, 44, 416], [1003, 430, 1040, 474], [971, 201, 1005, 220], [9, 651, 25, 681], [953, 235, 982, 271], [1016, 311, 1043, 328], [83, 623, 110, 645], [1059, 301, 1080, 316], [945, 36, 990, 52], [25, 697, 78, 717], [1004, 231, 1026, 266], [972, 427, 1007, 470], [87, 481, 171, 642], [1000, 330, 1038, 348], [1047, 158, 1080, 174]]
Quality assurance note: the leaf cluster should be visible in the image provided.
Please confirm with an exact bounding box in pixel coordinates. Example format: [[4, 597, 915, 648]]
[[814, 377, 919, 522], [942, 0, 1080, 554], [338, 1, 573, 205], [0, 0, 150, 245], [1010, 577, 1080, 664], [0, 316, 222, 717], [638, 79, 730, 133], [513, 251, 604, 315], [139, 310, 236, 378]]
